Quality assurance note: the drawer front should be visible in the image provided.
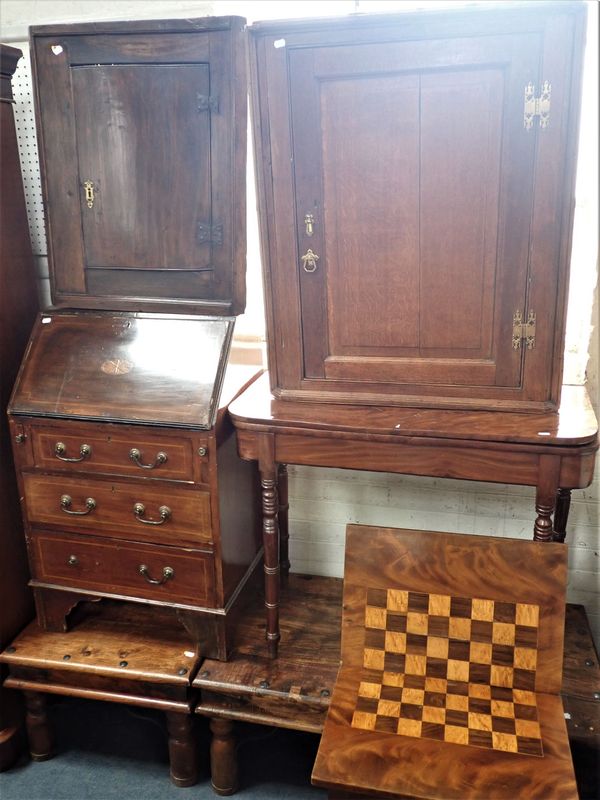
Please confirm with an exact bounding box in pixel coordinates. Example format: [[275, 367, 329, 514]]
[[23, 474, 212, 546], [30, 531, 216, 606], [29, 422, 202, 482]]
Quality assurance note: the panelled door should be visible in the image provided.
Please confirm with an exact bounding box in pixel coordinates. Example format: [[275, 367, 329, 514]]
[[256, 7, 582, 409]]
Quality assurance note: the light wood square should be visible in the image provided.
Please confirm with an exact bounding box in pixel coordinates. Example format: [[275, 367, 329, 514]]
[[352, 711, 376, 731], [358, 682, 382, 699], [383, 672, 405, 687], [422, 706, 446, 724], [396, 717, 422, 738], [448, 617, 471, 641], [515, 603, 539, 628], [444, 725, 469, 745], [365, 606, 387, 630], [491, 700, 514, 718], [515, 719, 542, 739], [512, 689, 536, 706], [471, 598, 495, 621], [446, 693, 469, 711], [426, 636, 449, 659], [492, 622, 515, 645], [425, 677, 447, 693], [490, 665, 514, 688], [470, 641, 492, 664], [378, 699, 401, 717], [387, 590, 408, 613], [492, 732, 518, 753], [428, 594, 451, 616], [447, 659, 469, 682], [468, 712, 493, 731], [405, 654, 427, 676], [468, 683, 491, 699], [407, 612, 429, 635], [364, 648, 385, 671], [514, 646, 537, 670], [402, 688, 424, 706], [385, 630, 407, 654]]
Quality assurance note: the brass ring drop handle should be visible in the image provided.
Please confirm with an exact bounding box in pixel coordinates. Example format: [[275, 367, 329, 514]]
[[129, 448, 167, 470], [301, 248, 319, 273], [138, 564, 175, 585], [60, 494, 96, 515], [133, 502, 171, 525], [55, 442, 92, 462]]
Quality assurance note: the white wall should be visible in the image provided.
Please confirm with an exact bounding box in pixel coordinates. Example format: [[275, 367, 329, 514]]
[[2, 0, 598, 643]]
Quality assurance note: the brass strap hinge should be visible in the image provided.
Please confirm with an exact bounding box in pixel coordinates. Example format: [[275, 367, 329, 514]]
[[197, 222, 223, 246], [512, 310, 536, 350], [524, 81, 551, 130], [197, 94, 219, 113]]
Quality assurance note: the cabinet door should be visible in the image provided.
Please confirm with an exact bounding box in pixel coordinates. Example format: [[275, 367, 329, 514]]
[[255, 7, 583, 409], [32, 19, 246, 314]]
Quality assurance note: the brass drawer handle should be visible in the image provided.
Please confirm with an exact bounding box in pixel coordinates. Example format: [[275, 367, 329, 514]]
[[55, 442, 92, 462], [133, 502, 171, 525], [138, 564, 175, 585], [67, 555, 79, 566], [129, 448, 167, 470], [60, 494, 96, 515]]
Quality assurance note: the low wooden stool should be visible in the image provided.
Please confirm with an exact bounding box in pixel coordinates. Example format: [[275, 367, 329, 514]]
[[194, 574, 342, 794], [0, 600, 201, 786], [312, 525, 577, 799]]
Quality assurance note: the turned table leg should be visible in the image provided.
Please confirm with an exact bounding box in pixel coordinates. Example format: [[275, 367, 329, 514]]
[[259, 435, 280, 659], [278, 464, 290, 584], [533, 455, 560, 542], [553, 488, 572, 543], [165, 712, 198, 787], [210, 718, 238, 796], [23, 691, 53, 762]]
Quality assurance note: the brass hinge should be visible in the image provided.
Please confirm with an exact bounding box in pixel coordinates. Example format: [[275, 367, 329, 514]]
[[197, 222, 223, 246], [512, 310, 536, 350], [197, 94, 219, 113], [524, 81, 551, 130]]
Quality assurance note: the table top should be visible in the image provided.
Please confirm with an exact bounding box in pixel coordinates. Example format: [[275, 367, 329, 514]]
[[229, 373, 598, 447]]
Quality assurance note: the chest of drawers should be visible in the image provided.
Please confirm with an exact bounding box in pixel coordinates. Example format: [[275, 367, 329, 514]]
[[9, 311, 262, 659]]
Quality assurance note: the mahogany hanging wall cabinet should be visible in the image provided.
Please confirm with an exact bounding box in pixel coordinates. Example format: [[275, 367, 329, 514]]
[[30, 17, 247, 315], [249, 3, 586, 412]]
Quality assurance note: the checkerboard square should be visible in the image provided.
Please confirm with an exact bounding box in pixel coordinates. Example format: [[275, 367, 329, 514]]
[[367, 588, 388, 608], [386, 613, 408, 633], [445, 725, 469, 745], [356, 696, 379, 714], [513, 668, 536, 691], [512, 689, 536, 706], [514, 625, 538, 648], [375, 715, 401, 734], [446, 693, 469, 711], [407, 612, 429, 635], [352, 711, 376, 730], [491, 643, 514, 666], [469, 662, 491, 684], [517, 737, 544, 757], [448, 639, 470, 661], [468, 683, 491, 699], [468, 697, 491, 715], [492, 731, 518, 752], [447, 659, 469, 682], [450, 597, 472, 619], [387, 589, 408, 612], [384, 652, 406, 672], [447, 681, 469, 696], [402, 688, 425, 706], [380, 684, 403, 702], [492, 716, 516, 735], [422, 706, 446, 724], [425, 677, 447, 693], [493, 602, 516, 624], [449, 617, 471, 641], [365, 606, 387, 630], [396, 718, 422, 738], [468, 712, 493, 731], [471, 598, 495, 621], [446, 709, 468, 727], [422, 722, 446, 740], [515, 719, 541, 739], [427, 636, 449, 659], [406, 632, 427, 655], [515, 604, 539, 628], [378, 699, 401, 717], [426, 657, 448, 679], [491, 686, 514, 702], [404, 674, 426, 690], [365, 628, 386, 649], [364, 648, 385, 671], [514, 703, 538, 721], [408, 592, 429, 613], [469, 729, 493, 748], [514, 647, 537, 671], [382, 671, 404, 687], [385, 630, 406, 654], [492, 622, 515, 645], [491, 699, 514, 718], [490, 665, 514, 688], [359, 681, 382, 699], [470, 619, 493, 643], [428, 615, 450, 638], [424, 691, 446, 708], [405, 654, 426, 675], [399, 703, 423, 721], [428, 594, 451, 617], [470, 641, 492, 664]]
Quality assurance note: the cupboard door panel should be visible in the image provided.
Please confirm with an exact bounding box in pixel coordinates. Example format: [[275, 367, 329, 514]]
[[287, 32, 542, 393], [73, 63, 212, 272]]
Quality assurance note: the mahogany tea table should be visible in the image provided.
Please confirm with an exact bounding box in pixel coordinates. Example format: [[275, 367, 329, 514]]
[[228, 373, 598, 658]]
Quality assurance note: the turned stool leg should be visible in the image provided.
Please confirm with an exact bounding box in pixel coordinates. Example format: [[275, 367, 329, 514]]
[[553, 488, 572, 543], [278, 464, 290, 584], [210, 718, 238, 796], [24, 691, 53, 762], [165, 712, 198, 787], [533, 456, 560, 542]]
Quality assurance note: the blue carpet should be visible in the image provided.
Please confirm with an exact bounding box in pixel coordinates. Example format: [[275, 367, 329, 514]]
[[0, 696, 327, 799]]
